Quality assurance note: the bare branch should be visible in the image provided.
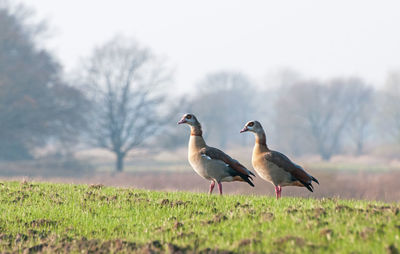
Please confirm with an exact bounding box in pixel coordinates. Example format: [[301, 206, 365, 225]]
[[81, 36, 170, 171]]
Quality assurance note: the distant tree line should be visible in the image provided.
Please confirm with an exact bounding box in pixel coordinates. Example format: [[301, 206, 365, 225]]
[[163, 69, 400, 161], [1, 2, 400, 172], [0, 3, 88, 160]]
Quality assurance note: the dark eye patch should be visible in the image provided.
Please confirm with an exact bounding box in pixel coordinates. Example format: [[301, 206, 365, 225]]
[[248, 122, 254, 127], [186, 115, 192, 119]]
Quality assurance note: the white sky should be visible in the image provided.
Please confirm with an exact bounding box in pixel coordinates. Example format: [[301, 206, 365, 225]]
[[23, 0, 400, 91]]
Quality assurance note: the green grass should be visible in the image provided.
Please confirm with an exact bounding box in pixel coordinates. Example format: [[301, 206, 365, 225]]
[[0, 181, 399, 253]]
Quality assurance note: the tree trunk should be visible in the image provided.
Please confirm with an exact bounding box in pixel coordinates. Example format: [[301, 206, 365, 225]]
[[316, 140, 332, 161], [320, 148, 332, 161], [116, 152, 125, 172], [355, 140, 364, 156]]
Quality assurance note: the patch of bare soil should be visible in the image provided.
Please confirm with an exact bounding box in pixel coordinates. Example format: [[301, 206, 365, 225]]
[[203, 214, 228, 225], [236, 238, 260, 248], [319, 228, 334, 240], [3, 233, 206, 254], [159, 199, 191, 207], [28, 219, 57, 228], [274, 235, 306, 247], [387, 244, 399, 254]]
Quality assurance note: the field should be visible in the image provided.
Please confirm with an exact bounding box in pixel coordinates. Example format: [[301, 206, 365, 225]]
[[3, 148, 400, 202], [4, 169, 400, 202], [1, 181, 399, 253]]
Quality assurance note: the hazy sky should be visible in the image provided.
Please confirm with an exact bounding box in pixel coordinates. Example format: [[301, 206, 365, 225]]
[[24, 0, 400, 91]]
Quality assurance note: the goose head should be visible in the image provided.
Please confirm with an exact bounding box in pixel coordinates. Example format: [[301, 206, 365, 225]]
[[177, 113, 200, 126], [240, 120, 263, 133]]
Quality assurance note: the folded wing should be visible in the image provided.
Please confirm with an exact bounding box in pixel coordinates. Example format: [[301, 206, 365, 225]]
[[265, 150, 318, 192], [200, 146, 255, 186]]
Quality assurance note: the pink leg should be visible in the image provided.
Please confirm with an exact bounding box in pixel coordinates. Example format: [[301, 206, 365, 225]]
[[217, 182, 223, 195], [209, 181, 215, 194], [275, 185, 282, 199]]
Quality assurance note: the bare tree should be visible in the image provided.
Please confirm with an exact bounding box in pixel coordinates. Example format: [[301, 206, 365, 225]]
[[275, 78, 372, 160], [274, 80, 322, 156], [156, 97, 193, 149], [82, 36, 170, 172], [378, 71, 400, 144], [0, 2, 88, 160], [191, 71, 256, 148], [257, 68, 303, 148], [345, 82, 374, 155]]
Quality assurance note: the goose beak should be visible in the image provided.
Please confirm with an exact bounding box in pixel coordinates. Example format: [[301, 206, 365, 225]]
[[177, 118, 186, 124], [240, 127, 248, 133]]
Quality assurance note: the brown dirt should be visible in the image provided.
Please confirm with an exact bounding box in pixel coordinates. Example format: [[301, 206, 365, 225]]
[[319, 228, 333, 238], [387, 244, 400, 254], [274, 235, 306, 247]]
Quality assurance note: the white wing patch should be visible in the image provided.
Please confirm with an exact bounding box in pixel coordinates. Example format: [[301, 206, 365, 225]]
[[201, 154, 230, 168], [201, 154, 212, 160]]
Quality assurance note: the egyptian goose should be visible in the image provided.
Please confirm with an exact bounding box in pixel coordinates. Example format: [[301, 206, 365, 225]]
[[178, 113, 255, 195], [240, 121, 319, 199]]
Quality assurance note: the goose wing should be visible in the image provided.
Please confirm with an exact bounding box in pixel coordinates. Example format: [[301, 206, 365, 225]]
[[265, 150, 318, 191], [200, 146, 255, 177]]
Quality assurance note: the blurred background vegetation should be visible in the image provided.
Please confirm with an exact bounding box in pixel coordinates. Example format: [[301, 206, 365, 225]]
[[1, 1, 400, 191]]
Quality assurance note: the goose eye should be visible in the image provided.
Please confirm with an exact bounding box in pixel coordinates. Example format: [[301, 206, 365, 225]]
[[248, 122, 254, 127], [186, 115, 192, 119]]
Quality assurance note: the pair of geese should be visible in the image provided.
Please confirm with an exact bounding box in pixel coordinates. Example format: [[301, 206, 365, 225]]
[[178, 113, 319, 199]]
